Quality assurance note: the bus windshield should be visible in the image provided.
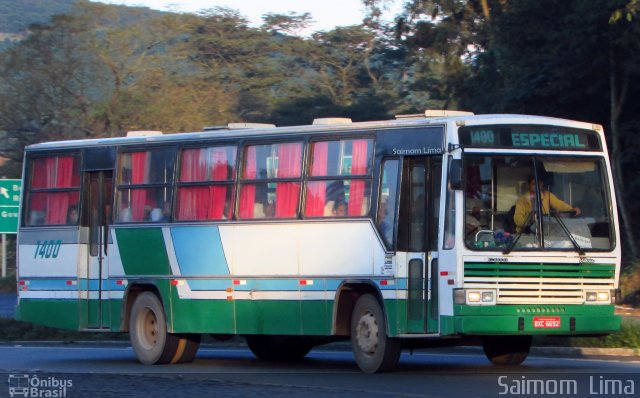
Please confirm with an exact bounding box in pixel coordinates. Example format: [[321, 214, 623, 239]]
[[464, 155, 614, 252]]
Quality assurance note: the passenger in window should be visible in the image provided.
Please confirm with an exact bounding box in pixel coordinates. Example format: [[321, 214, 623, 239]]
[[66, 205, 79, 224], [326, 181, 345, 202], [120, 207, 132, 222], [150, 207, 163, 222], [161, 201, 172, 221], [514, 176, 581, 233], [324, 185, 346, 216], [263, 201, 275, 218], [333, 200, 347, 217], [465, 206, 482, 236], [144, 204, 153, 221], [30, 210, 45, 225], [377, 200, 392, 242]]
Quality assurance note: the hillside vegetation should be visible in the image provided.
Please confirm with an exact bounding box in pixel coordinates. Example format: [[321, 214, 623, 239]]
[[0, 0, 639, 272]]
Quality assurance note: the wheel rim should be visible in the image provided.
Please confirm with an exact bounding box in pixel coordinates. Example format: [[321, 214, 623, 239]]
[[355, 311, 379, 355], [137, 306, 158, 350]]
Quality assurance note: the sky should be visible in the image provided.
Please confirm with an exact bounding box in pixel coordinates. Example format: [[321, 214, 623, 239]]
[[95, 0, 401, 33]]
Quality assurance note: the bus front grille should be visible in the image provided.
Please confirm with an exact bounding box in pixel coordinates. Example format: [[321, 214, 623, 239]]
[[463, 263, 615, 304]]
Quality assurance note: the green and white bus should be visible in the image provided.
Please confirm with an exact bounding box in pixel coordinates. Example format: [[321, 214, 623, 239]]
[[16, 111, 621, 372]]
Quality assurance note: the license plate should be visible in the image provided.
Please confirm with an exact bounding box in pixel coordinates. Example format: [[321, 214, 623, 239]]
[[533, 316, 561, 329]]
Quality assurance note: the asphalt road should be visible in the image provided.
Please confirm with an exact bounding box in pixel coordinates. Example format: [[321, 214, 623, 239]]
[[1, 344, 639, 398]]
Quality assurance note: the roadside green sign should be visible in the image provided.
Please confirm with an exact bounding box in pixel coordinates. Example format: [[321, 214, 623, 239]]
[[0, 179, 21, 234]]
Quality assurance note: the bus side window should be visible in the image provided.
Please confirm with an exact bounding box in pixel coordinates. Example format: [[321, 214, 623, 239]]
[[176, 146, 237, 221], [238, 142, 303, 219], [304, 139, 373, 218], [116, 148, 175, 223], [443, 156, 456, 250], [25, 155, 81, 227], [378, 159, 400, 248]]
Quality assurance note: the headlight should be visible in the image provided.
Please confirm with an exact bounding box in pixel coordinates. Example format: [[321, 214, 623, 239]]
[[482, 291, 494, 303], [585, 291, 610, 304], [454, 289, 497, 305], [467, 292, 481, 303]]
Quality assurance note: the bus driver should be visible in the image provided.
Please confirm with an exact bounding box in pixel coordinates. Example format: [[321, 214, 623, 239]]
[[514, 176, 581, 233]]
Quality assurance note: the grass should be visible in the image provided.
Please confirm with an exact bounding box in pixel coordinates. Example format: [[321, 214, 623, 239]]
[[620, 262, 640, 306], [534, 318, 640, 349]]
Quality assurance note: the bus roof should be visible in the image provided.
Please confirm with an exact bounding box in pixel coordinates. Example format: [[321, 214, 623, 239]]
[[25, 113, 600, 151]]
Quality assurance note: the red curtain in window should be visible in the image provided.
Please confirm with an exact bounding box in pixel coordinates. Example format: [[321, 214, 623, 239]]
[[275, 143, 302, 217], [239, 146, 257, 218], [131, 152, 148, 221], [208, 148, 230, 219], [30, 158, 49, 189], [45, 156, 75, 224], [29, 158, 49, 212], [45, 157, 57, 188], [180, 148, 206, 182], [305, 142, 329, 216], [177, 187, 204, 220], [177, 149, 205, 220], [348, 140, 369, 216], [56, 156, 75, 187]]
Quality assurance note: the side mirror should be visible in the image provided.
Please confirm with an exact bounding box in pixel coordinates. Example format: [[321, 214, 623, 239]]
[[449, 158, 463, 190]]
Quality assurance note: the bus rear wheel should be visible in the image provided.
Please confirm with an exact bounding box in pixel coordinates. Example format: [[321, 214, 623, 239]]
[[483, 335, 532, 366], [351, 294, 401, 373], [173, 334, 201, 364], [246, 336, 313, 361], [130, 292, 181, 365]]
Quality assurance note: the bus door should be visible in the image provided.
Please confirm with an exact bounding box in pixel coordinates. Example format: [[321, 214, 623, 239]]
[[398, 157, 441, 334], [82, 170, 113, 329]]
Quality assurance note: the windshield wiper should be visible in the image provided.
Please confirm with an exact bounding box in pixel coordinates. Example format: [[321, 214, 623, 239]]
[[548, 212, 585, 255], [502, 210, 535, 255]]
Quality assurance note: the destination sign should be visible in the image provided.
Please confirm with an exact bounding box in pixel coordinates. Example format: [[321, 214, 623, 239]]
[[459, 125, 601, 151]]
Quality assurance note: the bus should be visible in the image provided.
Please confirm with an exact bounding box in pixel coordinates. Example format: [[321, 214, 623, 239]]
[[16, 111, 621, 373]]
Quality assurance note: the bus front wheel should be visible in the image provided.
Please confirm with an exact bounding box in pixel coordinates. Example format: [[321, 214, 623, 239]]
[[130, 292, 181, 365], [483, 335, 532, 366], [350, 294, 401, 373]]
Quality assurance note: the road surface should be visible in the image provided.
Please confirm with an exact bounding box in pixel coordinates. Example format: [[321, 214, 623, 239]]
[[1, 344, 639, 398]]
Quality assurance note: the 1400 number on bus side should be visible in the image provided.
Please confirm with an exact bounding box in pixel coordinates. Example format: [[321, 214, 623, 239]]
[[33, 240, 62, 259]]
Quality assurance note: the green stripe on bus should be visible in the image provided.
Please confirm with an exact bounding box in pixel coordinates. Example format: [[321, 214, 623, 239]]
[[116, 228, 171, 276], [19, 300, 80, 331], [464, 263, 615, 278], [464, 270, 614, 277], [454, 304, 615, 316], [464, 263, 615, 270], [450, 314, 621, 335]]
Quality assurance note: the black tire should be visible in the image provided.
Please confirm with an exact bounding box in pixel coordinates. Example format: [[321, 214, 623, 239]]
[[483, 335, 532, 366], [350, 294, 401, 373], [172, 334, 201, 364], [246, 336, 313, 361], [129, 292, 179, 365]]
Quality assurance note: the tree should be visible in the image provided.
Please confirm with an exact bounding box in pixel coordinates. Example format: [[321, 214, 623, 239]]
[[261, 12, 313, 36], [391, 0, 500, 110], [73, 2, 200, 136], [0, 13, 97, 166]]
